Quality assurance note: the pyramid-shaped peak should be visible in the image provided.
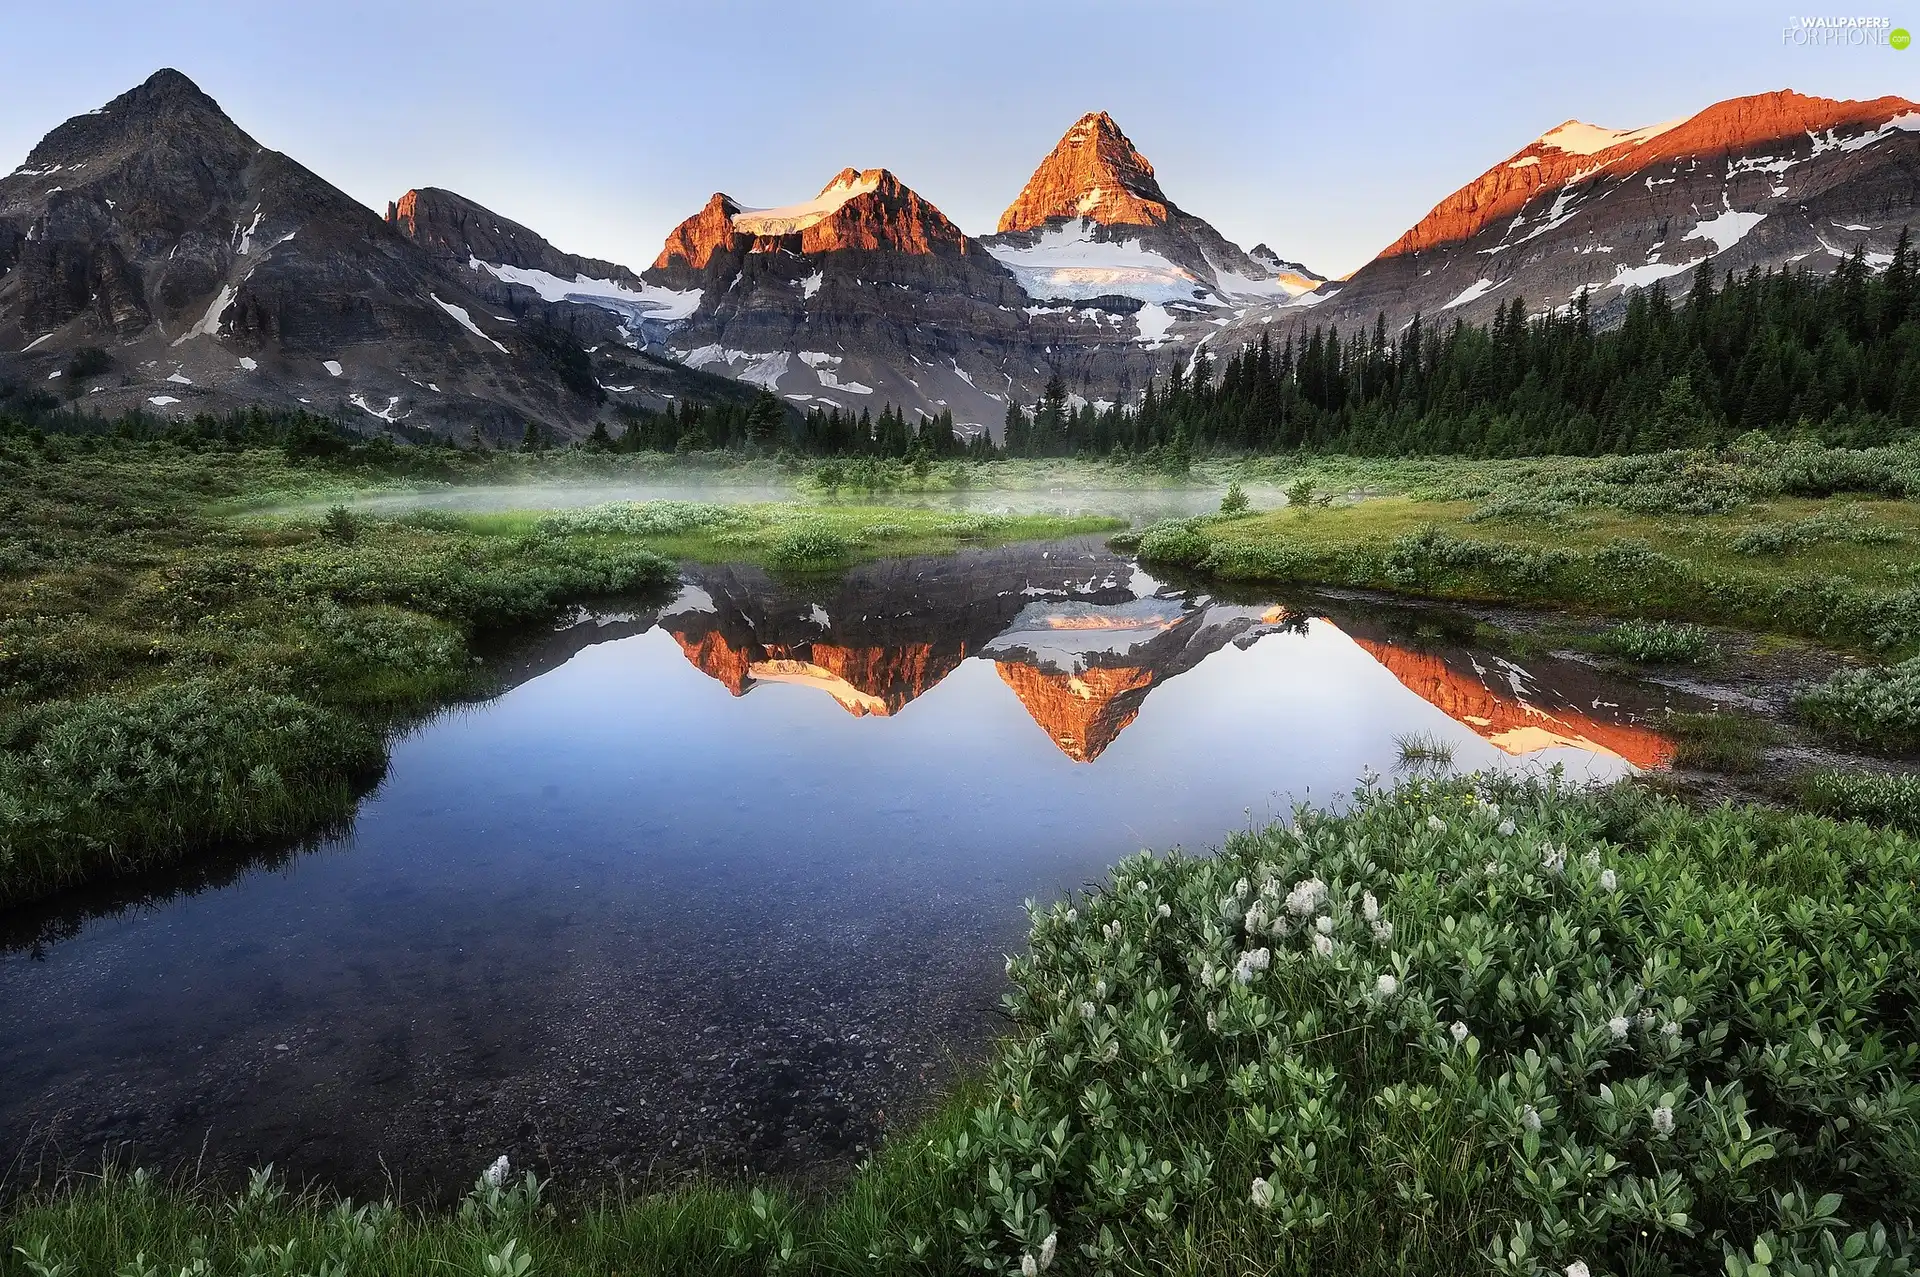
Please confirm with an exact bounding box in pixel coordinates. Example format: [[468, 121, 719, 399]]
[[106, 67, 229, 119], [998, 110, 1171, 234]]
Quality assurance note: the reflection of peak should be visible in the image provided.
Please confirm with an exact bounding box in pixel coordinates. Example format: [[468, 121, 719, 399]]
[[992, 598, 1299, 761], [674, 630, 754, 696], [995, 661, 1156, 762], [1343, 633, 1673, 768], [668, 626, 960, 717]]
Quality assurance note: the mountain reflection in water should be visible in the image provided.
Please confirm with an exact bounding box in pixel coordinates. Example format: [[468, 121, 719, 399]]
[[658, 545, 1674, 770]]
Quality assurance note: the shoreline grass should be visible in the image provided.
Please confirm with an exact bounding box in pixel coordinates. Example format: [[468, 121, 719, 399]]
[[1130, 477, 1920, 657], [7, 777, 1920, 1276]]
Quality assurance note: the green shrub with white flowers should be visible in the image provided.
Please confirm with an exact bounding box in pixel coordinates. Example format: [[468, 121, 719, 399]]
[[928, 777, 1920, 1277]]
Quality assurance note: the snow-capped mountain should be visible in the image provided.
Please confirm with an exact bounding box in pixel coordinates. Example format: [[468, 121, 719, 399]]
[[1246, 89, 1920, 341], [638, 166, 1171, 431], [0, 71, 754, 436], [981, 112, 1323, 341]]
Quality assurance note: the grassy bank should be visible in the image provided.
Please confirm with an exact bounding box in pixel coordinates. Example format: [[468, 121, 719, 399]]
[[1124, 443, 1920, 659], [446, 502, 1123, 568], [0, 439, 1114, 907], [7, 777, 1919, 1275]]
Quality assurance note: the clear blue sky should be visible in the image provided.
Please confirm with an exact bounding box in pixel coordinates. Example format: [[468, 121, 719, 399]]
[[4, 1, 1911, 278]]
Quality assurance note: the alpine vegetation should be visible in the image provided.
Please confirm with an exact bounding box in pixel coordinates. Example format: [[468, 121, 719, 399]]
[[928, 777, 1920, 1276], [1794, 656, 1920, 754]]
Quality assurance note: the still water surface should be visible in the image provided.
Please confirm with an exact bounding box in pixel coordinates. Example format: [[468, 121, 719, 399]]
[[0, 540, 1687, 1196]]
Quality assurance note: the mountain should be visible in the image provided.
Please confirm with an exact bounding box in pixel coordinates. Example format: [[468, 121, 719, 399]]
[[980, 112, 1322, 339], [1246, 89, 1920, 342], [639, 165, 1172, 433], [636, 116, 1328, 434], [0, 70, 746, 437]]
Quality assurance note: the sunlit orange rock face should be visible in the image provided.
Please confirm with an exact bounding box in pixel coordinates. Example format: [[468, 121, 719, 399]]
[[1348, 637, 1673, 769], [997, 111, 1172, 233], [994, 661, 1157, 762], [668, 628, 964, 717], [672, 630, 755, 695], [651, 169, 970, 271], [1382, 89, 1919, 259], [651, 193, 744, 271]]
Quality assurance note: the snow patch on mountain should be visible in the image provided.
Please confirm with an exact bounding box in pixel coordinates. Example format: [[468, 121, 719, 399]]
[[350, 393, 409, 423], [1135, 302, 1175, 344], [172, 284, 236, 345], [1536, 117, 1683, 156], [985, 219, 1204, 303], [732, 171, 881, 236], [470, 258, 702, 322], [1443, 278, 1502, 309], [1686, 209, 1766, 253], [430, 294, 508, 354]]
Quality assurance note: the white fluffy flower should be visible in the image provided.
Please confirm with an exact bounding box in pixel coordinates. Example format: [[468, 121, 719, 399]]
[[483, 1155, 510, 1188], [1651, 1105, 1675, 1136], [1103, 920, 1122, 942], [1021, 1253, 1039, 1277], [1497, 817, 1516, 837], [1039, 1231, 1057, 1271], [1484, 860, 1502, 877], [1313, 933, 1334, 958], [1566, 1263, 1590, 1277], [1370, 919, 1394, 943], [1542, 844, 1566, 874], [1450, 1020, 1469, 1044], [1600, 868, 1618, 892], [1244, 903, 1269, 935], [1314, 914, 1334, 935], [1375, 973, 1398, 998], [1521, 1104, 1542, 1133], [1079, 1000, 1097, 1021], [1427, 815, 1446, 832], [1065, 908, 1078, 925], [1250, 1176, 1274, 1209], [1234, 948, 1271, 983], [1233, 877, 1251, 900], [1608, 1015, 1630, 1041], [1582, 848, 1601, 869], [1285, 877, 1327, 917], [1157, 902, 1172, 918], [1361, 891, 1380, 922], [1662, 1020, 1681, 1038]]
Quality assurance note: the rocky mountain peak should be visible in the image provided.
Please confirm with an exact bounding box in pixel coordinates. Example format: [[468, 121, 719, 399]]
[[1382, 88, 1919, 259], [997, 111, 1171, 233], [650, 167, 968, 277]]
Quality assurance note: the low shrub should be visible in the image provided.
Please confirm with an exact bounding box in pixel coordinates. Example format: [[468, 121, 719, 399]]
[[1794, 657, 1920, 754], [932, 777, 1920, 1277], [1797, 768, 1920, 834], [1599, 619, 1716, 665], [0, 678, 384, 903], [769, 521, 852, 566], [533, 500, 748, 538], [1136, 519, 1213, 568]]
